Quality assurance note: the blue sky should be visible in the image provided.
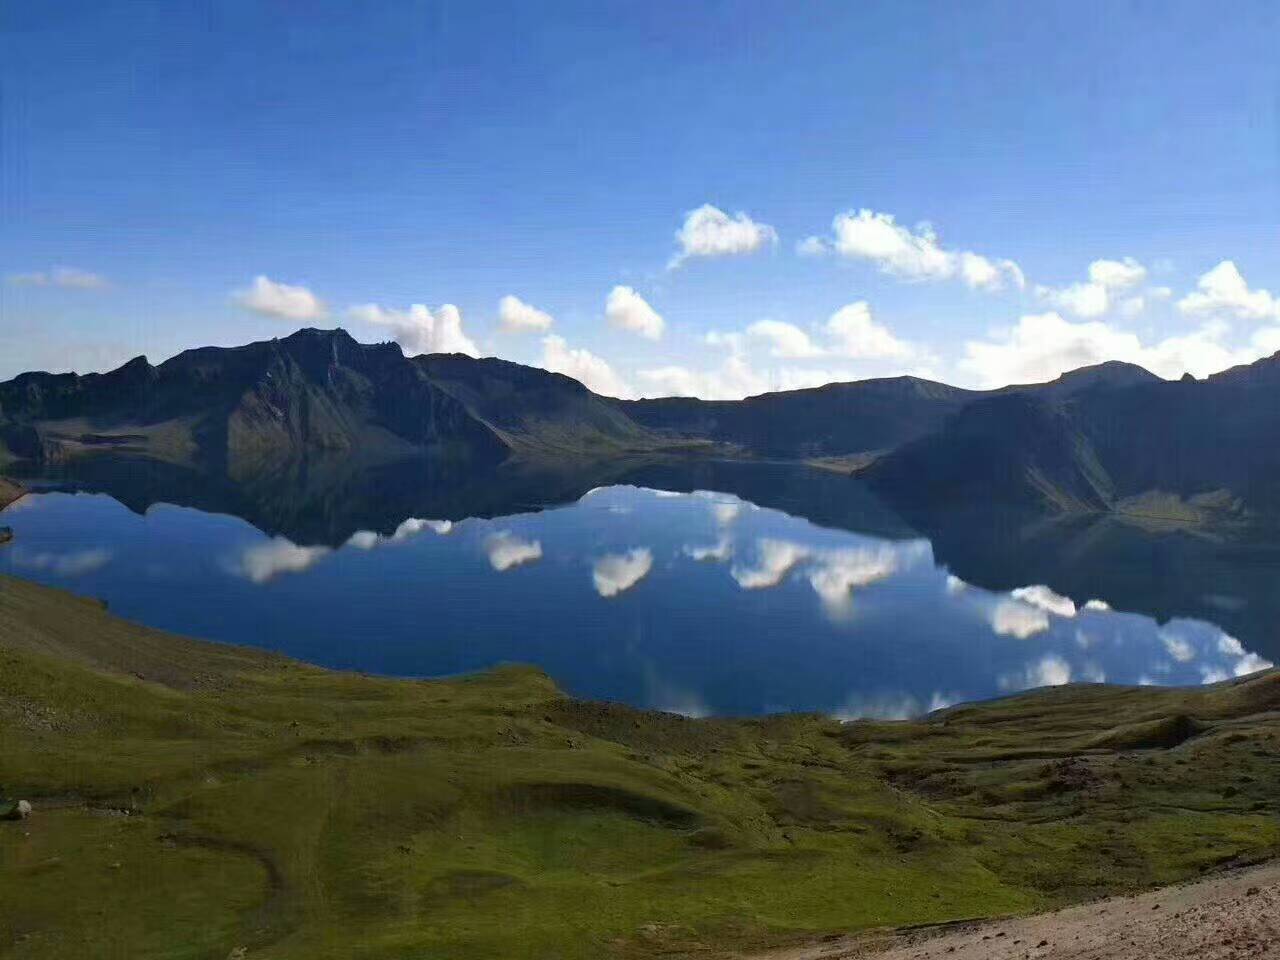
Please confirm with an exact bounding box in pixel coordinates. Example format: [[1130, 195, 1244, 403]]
[[3, 0, 1278, 395]]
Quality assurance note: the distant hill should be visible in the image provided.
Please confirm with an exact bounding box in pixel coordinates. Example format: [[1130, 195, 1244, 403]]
[[617, 377, 977, 459], [6, 327, 1280, 520], [867, 354, 1280, 517]]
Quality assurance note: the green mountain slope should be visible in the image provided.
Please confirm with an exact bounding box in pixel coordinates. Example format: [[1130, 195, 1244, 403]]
[[1, 573, 1278, 959]]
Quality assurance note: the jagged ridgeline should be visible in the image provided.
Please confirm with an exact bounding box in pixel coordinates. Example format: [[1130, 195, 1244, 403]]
[[3, 327, 1280, 520]]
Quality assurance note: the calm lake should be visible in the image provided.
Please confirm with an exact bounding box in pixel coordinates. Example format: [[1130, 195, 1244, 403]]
[[2, 469, 1272, 717]]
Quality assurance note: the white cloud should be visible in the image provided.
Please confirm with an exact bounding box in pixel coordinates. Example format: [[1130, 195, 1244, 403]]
[[234, 537, 329, 584], [1200, 666, 1229, 685], [670, 204, 777, 268], [747, 320, 824, 359], [712, 501, 742, 526], [684, 537, 731, 562], [957, 310, 1280, 387], [605, 285, 665, 340], [540, 334, 634, 398], [8, 266, 109, 290], [1083, 599, 1112, 612], [1119, 296, 1146, 319], [727, 537, 923, 603], [13, 547, 113, 577], [349, 302, 479, 357], [498, 294, 554, 333], [235, 275, 327, 321], [346, 517, 453, 550], [803, 209, 1023, 292], [1036, 258, 1148, 319], [834, 690, 957, 722], [806, 545, 901, 616], [1218, 633, 1245, 656], [592, 548, 653, 597], [1234, 652, 1272, 677], [824, 301, 914, 359], [638, 351, 766, 400], [999, 653, 1072, 691], [484, 531, 542, 571], [1177, 260, 1279, 321], [1089, 257, 1148, 290], [641, 301, 918, 400], [990, 599, 1051, 639], [731, 539, 810, 589], [1037, 280, 1110, 318], [1010, 585, 1077, 619], [1160, 630, 1196, 663], [796, 235, 828, 257]]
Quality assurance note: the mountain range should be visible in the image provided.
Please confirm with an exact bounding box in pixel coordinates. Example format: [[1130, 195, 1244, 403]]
[[3, 326, 1279, 521]]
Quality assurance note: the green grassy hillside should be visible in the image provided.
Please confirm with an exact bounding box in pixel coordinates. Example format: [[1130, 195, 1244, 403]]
[[1, 574, 1277, 959]]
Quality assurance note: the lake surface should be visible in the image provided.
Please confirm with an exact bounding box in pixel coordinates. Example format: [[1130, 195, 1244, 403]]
[[1, 475, 1272, 717]]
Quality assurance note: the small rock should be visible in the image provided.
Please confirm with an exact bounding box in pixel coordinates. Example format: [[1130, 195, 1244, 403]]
[[1247, 886, 1260, 896]]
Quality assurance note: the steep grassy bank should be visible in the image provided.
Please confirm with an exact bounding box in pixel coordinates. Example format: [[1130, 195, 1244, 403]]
[[1, 574, 1278, 959]]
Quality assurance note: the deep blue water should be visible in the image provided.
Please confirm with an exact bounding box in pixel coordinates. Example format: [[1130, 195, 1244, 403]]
[[0, 486, 1270, 717]]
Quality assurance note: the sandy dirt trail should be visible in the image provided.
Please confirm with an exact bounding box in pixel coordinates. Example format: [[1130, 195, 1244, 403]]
[[750, 861, 1280, 960]]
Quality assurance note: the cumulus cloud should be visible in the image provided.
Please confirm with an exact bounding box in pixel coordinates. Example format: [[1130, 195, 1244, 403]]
[[642, 302, 919, 400], [234, 537, 329, 584], [957, 310, 1280, 388], [746, 320, 825, 359], [1177, 260, 1279, 321], [1160, 629, 1196, 663], [683, 537, 732, 562], [592, 548, 653, 597], [638, 351, 768, 400], [8, 266, 109, 290], [1010, 585, 1078, 618], [605, 285, 665, 340], [999, 653, 1072, 691], [498, 294, 554, 333], [990, 599, 1051, 639], [834, 690, 957, 721], [1234, 652, 1272, 677], [541, 334, 634, 398], [731, 539, 810, 589], [1036, 257, 1148, 319], [806, 545, 902, 616], [485, 531, 543, 571], [13, 547, 113, 577], [349, 302, 479, 357], [346, 517, 453, 550], [801, 209, 1023, 292], [712, 500, 742, 526], [670, 203, 777, 268], [824, 301, 914, 359], [796, 235, 828, 257], [235, 275, 327, 321], [729, 537, 924, 605]]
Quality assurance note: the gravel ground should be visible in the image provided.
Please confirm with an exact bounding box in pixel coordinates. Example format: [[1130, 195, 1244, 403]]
[[751, 861, 1280, 960]]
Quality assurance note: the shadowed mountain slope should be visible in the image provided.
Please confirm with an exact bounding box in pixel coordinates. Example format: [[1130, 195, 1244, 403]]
[[868, 353, 1280, 517], [0, 329, 509, 474], [617, 376, 978, 459], [7, 328, 1280, 519]]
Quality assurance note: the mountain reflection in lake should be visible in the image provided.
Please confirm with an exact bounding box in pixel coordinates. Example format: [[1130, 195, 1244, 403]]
[[1, 481, 1270, 717]]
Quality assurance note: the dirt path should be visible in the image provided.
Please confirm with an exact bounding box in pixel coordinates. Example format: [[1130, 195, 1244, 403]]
[[750, 861, 1280, 960]]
